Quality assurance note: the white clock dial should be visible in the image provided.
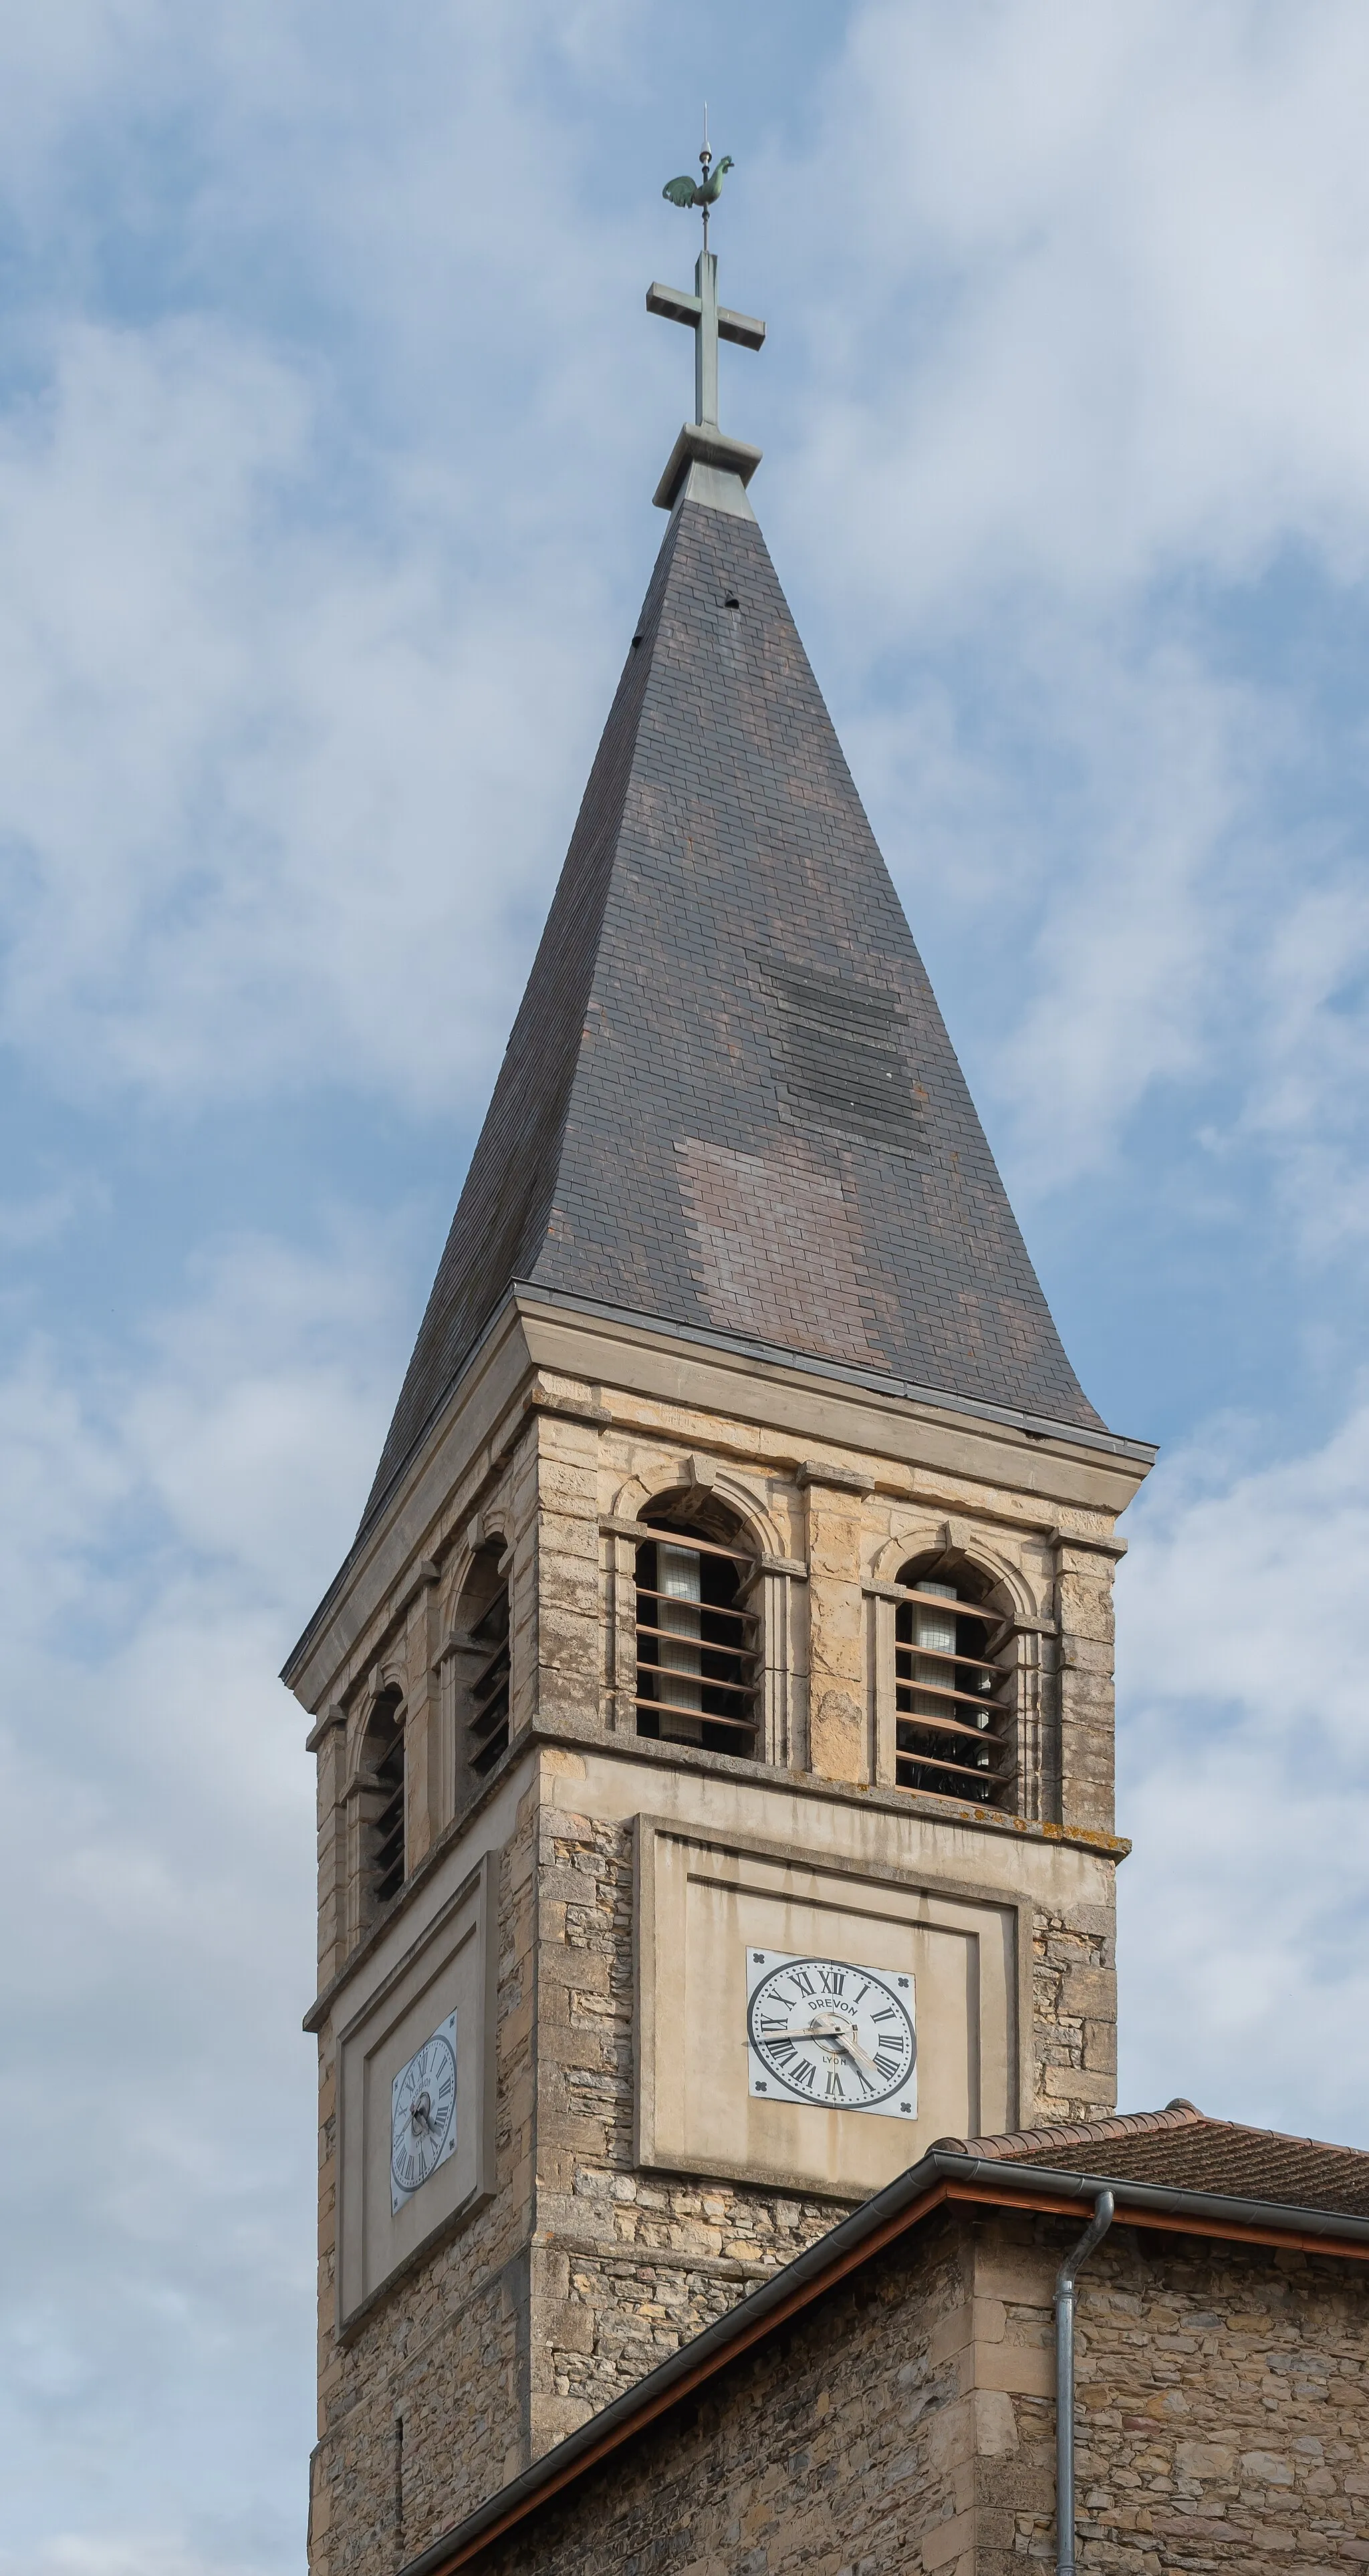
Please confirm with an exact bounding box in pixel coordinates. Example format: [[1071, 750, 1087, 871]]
[[390, 2010, 458, 2212], [746, 1950, 916, 2120]]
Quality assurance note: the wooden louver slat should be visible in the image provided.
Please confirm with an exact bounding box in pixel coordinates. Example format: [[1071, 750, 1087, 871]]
[[896, 1743, 1017, 1795], [892, 1585, 1007, 1628], [634, 1694, 757, 1736], [895, 1671, 1009, 1716], [630, 1525, 757, 1569], [636, 1654, 756, 1700]]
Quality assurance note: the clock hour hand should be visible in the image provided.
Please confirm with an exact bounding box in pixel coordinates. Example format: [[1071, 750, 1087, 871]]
[[831, 2029, 882, 2079], [801, 2015, 882, 2079]]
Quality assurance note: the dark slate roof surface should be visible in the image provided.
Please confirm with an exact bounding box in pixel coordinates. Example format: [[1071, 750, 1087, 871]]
[[365, 495, 1102, 1525], [953, 2103, 1369, 2219]]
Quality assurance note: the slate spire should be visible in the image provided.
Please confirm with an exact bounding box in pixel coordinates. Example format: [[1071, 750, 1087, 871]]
[[364, 265, 1103, 1529]]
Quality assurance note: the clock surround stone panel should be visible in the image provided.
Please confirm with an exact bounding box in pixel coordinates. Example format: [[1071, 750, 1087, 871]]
[[634, 1816, 1021, 2198], [336, 1846, 497, 2331]]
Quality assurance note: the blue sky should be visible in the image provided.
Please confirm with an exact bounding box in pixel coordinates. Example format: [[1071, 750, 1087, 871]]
[[3, 5, 1369, 2570]]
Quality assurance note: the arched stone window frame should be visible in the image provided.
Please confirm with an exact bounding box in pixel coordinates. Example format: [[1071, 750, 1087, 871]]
[[435, 1517, 513, 1813], [866, 1525, 1052, 1820], [343, 1666, 409, 1941], [604, 1462, 801, 1767]]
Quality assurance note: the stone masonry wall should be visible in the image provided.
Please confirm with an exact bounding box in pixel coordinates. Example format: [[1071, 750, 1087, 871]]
[[421, 2207, 1369, 2576], [528, 1792, 1122, 2451], [977, 2210, 1369, 2575], [1032, 1900, 1118, 2123], [528, 1799, 846, 2455], [487, 2214, 970, 2576], [309, 1786, 538, 2576]]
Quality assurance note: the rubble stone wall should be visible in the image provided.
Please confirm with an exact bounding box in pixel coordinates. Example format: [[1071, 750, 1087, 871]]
[[975, 2211, 1369, 2576], [485, 2215, 969, 2576], [445, 2208, 1369, 2576]]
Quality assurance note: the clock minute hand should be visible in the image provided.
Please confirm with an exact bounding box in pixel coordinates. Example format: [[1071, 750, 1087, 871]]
[[801, 2015, 882, 2080]]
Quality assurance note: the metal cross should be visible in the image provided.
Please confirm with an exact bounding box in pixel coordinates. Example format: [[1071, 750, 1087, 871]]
[[646, 251, 765, 430]]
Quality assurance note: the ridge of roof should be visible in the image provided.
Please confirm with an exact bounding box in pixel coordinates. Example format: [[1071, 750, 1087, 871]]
[[951, 2103, 1369, 2219], [359, 492, 1108, 1534], [946, 2100, 1211, 2159]]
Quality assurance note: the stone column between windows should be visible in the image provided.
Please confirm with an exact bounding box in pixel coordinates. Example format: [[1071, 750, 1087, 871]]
[[1054, 1529, 1125, 1837], [604, 1525, 638, 1732], [1009, 1619, 1047, 1824], [799, 1461, 873, 1785], [308, 1704, 349, 1990], [527, 1406, 603, 1732], [757, 1558, 803, 1765], [868, 1587, 898, 1789], [398, 1559, 440, 1873]]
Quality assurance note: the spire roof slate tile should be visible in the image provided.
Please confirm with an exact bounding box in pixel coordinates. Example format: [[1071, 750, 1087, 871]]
[[365, 491, 1103, 1526]]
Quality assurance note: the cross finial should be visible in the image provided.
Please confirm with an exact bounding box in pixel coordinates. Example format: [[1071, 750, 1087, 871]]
[[648, 143, 765, 432]]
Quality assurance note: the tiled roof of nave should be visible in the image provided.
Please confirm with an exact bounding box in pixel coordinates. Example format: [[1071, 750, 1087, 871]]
[[955, 2103, 1369, 2220]]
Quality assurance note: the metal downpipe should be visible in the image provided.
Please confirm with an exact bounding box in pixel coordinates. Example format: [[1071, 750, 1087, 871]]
[[1054, 2190, 1114, 2576]]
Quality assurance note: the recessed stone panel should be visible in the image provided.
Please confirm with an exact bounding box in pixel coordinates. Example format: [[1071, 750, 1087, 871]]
[[636, 1818, 1019, 2198], [336, 1848, 497, 2330]]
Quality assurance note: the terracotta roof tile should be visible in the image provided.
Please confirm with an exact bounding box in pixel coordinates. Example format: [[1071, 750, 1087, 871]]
[[941, 2102, 1369, 2218]]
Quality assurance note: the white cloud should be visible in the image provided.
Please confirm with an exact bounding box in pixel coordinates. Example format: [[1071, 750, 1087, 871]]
[[0, 2538, 267, 2576], [1240, 874, 1369, 1256], [0, 1227, 396, 2571], [791, 0, 1369, 614], [0, 315, 622, 1114], [761, 1, 1369, 1195], [1118, 1395, 1369, 2144], [0, 0, 1363, 1212], [848, 624, 1267, 1188], [0, 0, 685, 1120]]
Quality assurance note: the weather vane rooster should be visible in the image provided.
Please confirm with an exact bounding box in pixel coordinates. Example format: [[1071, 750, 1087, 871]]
[[662, 111, 733, 249], [648, 110, 763, 448]]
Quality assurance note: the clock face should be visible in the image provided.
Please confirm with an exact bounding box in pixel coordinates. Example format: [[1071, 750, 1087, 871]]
[[746, 1950, 916, 2121], [390, 2010, 458, 2213]]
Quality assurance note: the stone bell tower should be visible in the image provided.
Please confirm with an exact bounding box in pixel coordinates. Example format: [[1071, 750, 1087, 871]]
[[283, 199, 1153, 2576]]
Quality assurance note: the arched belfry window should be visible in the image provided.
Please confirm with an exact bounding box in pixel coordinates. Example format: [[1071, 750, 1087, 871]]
[[362, 1688, 406, 1913], [634, 1497, 759, 1755], [893, 1553, 1013, 1807], [451, 1539, 511, 1781]]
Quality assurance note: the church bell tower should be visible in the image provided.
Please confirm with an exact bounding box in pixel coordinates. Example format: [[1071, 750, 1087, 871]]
[[284, 168, 1154, 2576]]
